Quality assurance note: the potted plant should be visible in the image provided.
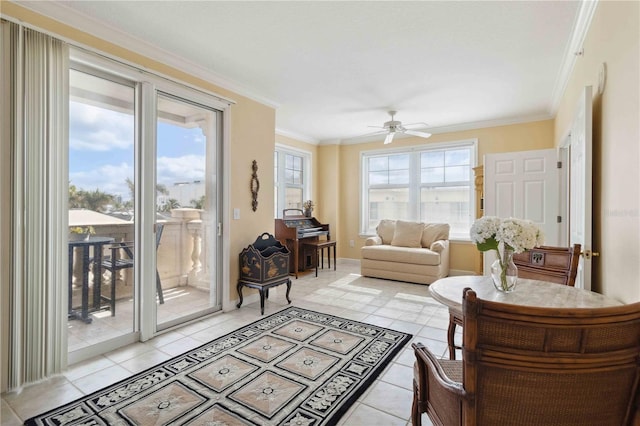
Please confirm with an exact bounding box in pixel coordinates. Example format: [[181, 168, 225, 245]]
[[470, 216, 544, 292], [69, 226, 96, 241], [302, 200, 315, 217]]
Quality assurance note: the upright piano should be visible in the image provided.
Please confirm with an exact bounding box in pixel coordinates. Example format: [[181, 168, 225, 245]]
[[275, 209, 330, 278]]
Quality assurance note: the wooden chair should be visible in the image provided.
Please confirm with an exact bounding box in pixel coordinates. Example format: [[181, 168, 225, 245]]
[[413, 288, 640, 426], [447, 243, 581, 359], [101, 223, 165, 315], [512, 243, 581, 285]]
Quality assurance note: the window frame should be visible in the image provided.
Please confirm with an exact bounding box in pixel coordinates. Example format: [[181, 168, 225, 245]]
[[360, 139, 477, 240], [274, 144, 312, 218]]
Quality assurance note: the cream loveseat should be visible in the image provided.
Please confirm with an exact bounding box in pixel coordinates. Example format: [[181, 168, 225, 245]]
[[361, 220, 450, 285]]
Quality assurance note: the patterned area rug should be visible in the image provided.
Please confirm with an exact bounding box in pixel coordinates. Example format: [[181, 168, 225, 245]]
[[26, 307, 412, 425]]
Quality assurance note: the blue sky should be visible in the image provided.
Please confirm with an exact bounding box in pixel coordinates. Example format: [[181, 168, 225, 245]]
[[69, 101, 206, 202]]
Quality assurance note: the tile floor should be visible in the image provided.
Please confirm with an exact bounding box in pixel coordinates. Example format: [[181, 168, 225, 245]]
[[1, 259, 449, 425]]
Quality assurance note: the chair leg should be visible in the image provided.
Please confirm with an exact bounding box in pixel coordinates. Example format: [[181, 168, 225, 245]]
[[412, 381, 422, 426], [156, 270, 164, 304], [110, 270, 116, 316], [448, 314, 457, 360]]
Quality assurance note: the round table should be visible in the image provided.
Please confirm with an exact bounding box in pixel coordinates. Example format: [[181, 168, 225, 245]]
[[429, 275, 622, 359], [430, 275, 622, 313]]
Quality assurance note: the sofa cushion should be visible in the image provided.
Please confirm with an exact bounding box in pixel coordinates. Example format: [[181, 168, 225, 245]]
[[376, 219, 396, 245], [361, 245, 442, 266], [391, 220, 424, 248], [421, 223, 451, 248]]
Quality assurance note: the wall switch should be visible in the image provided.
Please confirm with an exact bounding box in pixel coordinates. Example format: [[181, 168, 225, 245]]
[[349, 239, 355, 247], [233, 208, 240, 220]]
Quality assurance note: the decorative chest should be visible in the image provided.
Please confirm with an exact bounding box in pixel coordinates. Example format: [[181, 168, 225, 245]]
[[239, 233, 290, 284]]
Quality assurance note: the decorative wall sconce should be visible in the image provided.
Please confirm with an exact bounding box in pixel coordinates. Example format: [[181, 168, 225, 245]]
[[251, 160, 260, 211]]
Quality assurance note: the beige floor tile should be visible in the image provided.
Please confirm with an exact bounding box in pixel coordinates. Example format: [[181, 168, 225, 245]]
[[379, 363, 414, 391], [63, 355, 116, 382], [341, 402, 407, 425], [362, 381, 414, 420], [394, 347, 416, 367], [1, 396, 26, 426], [72, 364, 133, 394], [4, 377, 83, 421], [104, 341, 155, 364], [119, 348, 174, 374], [363, 314, 396, 328], [2, 259, 454, 423], [389, 319, 424, 335], [157, 335, 207, 356]]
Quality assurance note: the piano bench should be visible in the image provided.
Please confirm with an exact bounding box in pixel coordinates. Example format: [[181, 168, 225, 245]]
[[302, 240, 337, 277]]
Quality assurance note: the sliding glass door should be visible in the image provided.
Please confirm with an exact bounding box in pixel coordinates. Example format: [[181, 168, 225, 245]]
[[67, 51, 225, 361], [155, 93, 222, 330], [68, 68, 138, 358]]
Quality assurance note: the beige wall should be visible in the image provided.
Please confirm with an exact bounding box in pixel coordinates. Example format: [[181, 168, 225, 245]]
[[3, 2, 637, 366], [554, 1, 640, 302], [1, 3, 277, 309], [331, 119, 555, 272]]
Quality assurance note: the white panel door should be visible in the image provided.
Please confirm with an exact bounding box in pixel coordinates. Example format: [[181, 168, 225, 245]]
[[567, 86, 593, 290], [484, 148, 560, 273]]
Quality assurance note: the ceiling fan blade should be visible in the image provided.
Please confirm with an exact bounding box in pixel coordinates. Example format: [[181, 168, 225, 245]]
[[359, 129, 387, 138], [404, 129, 432, 138], [402, 122, 429, 128], [384, 133, 395, 144]]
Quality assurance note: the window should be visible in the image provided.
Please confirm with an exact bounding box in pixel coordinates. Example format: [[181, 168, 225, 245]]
[[361, 140, 476, 239], [274, 146, 311, 218]]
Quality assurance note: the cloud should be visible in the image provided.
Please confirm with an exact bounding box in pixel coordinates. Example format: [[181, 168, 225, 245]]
[[70, 102, 134, 151], [157, 155, 206, 186], [70, 162, 134, 200], [70, 155, 206, 201]]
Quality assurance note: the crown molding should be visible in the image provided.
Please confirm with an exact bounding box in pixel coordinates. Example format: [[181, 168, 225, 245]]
[[549, 0, 599, 114], [336, 113, 554, 146], [11, 0, 280, 109], [275, 128, 319, 145]]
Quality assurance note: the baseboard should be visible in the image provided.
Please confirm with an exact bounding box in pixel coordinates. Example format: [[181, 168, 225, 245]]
[[449, 269, 477, 276]]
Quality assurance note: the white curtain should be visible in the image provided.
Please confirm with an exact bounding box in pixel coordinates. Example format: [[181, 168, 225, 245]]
[[1, 20, 69, 391]]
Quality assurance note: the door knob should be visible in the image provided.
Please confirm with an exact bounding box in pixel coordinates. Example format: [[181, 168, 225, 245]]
[[580, 250, 600, 260]]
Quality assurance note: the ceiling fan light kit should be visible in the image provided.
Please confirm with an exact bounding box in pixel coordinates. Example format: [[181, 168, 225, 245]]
[[369, 111, 432, 144]]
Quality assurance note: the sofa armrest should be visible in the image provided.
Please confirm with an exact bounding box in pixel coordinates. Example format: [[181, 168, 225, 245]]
[[365, 236, 382, 246], [430, 239, 448, 253]]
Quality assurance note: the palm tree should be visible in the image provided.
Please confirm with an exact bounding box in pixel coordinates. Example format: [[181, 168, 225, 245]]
[[80, 188, 114, 212], [162, 198, 181, 212], [191, 195, 206, 209], [68, 183, 84, 208]]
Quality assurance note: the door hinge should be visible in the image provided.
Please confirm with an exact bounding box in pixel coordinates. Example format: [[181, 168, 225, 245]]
[[217, 222, 222, 237], [557, 216, 562, 223], [557, 161, 562, 169]]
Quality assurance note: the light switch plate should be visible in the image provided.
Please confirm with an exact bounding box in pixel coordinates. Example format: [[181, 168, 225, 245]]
[[233, 208, 240, 220]]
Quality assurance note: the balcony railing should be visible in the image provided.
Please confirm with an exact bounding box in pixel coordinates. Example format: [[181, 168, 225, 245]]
[[69, 208, 210, 308]]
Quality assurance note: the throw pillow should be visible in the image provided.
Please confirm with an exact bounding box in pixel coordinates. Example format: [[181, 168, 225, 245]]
[[391, 220, 424, 248], [421, 223, 451, 247], [376, 219, 396, 245]]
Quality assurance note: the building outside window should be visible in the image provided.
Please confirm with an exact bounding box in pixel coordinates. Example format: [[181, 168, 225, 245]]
[[274, 146, 311, 218], [361, 140, 476, 239]]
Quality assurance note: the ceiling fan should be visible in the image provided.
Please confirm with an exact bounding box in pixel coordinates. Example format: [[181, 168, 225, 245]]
[[368, 110, 432, 144]]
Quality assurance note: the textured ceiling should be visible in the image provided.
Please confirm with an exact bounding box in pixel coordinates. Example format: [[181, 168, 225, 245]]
[[17, 1, 583, 143]]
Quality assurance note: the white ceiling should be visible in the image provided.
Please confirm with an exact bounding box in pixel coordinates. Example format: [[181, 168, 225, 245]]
[[17, 1, 586, 144]]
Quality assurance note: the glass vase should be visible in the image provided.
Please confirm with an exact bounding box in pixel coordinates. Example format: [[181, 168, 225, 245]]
[[491, 248, 518, 292]]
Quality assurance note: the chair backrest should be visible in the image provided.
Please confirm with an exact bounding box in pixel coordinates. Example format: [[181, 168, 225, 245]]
[[156, 222, 164, 249], [512, 243, 581, 286], [461, 289, 640, 426]]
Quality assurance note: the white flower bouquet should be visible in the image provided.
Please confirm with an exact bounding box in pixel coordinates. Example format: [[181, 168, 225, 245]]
[[470, 216, 544, 291]]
